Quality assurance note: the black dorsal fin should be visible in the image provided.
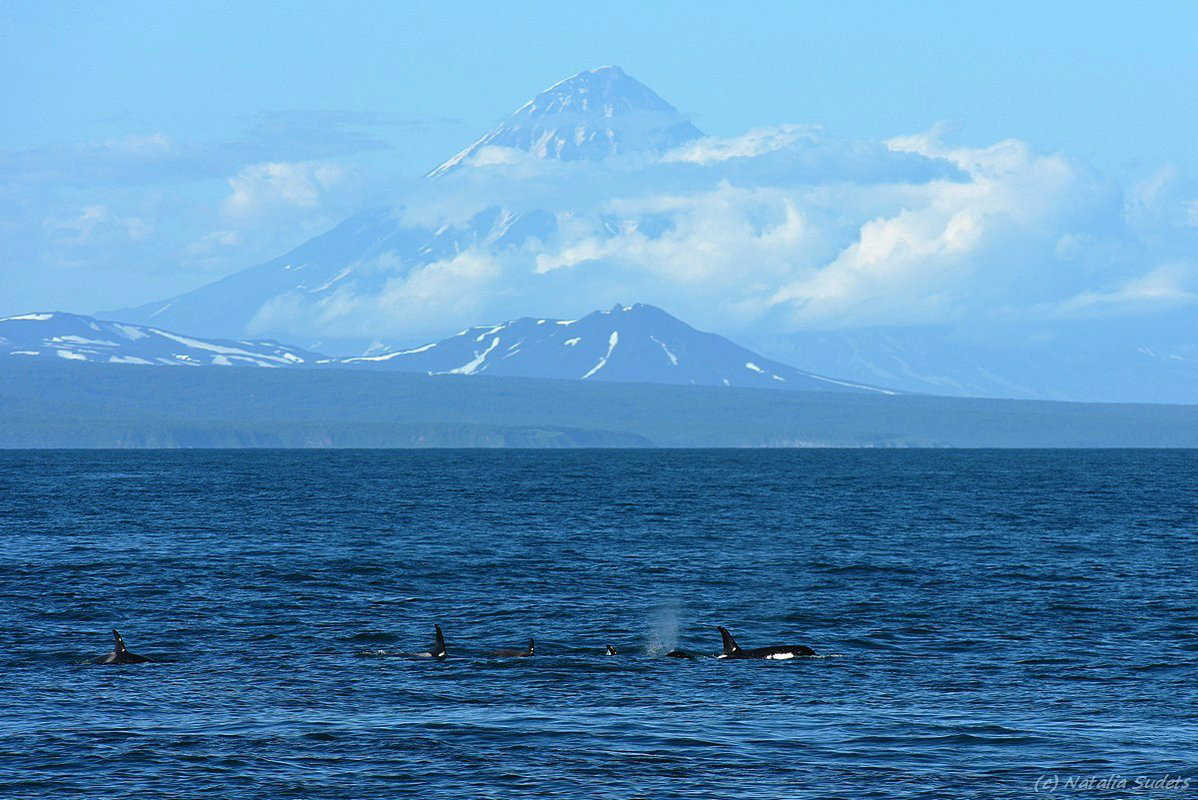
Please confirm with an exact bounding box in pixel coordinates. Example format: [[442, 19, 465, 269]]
[[606, 644, 618, 655], [112, 629, 127, 653], [527, 638, 535, 656], [432, 624, 447, 658], [717, 626, 741, 656]]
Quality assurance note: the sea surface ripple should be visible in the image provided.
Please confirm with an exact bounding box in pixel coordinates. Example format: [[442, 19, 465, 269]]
[[0, 449, 1195, 798]]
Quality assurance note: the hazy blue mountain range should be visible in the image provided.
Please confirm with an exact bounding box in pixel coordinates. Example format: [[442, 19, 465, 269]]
[[0, 311, 318, 367], [0, 304, 895, 395], [754, 313, 1198, 405], [98, 66, 1198, 404], [337, 303, 891, 393], [3, 305, 1195, 449]]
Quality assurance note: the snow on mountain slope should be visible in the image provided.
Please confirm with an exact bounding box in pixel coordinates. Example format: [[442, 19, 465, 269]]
[[93, 65, 1194, 403], [333, 303, 894, 394], [107, 205, 560, 342], [109, 66, 700, 343], [2, 305, 895, 393], [0, 312, 320, 367], [427, 65, 702, 176]]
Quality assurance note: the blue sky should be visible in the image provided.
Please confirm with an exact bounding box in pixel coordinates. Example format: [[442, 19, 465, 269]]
[[7, 1, 1198, 172], [3, 0, 1198, 317]]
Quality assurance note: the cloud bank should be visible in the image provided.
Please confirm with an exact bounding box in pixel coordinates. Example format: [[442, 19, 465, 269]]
[[0, 111, 453, 313], [4, 107, 1197, 349], [244, 123, 1198, 344]]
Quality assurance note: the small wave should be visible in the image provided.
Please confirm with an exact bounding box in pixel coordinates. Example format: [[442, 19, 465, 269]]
[[811, 562, 919, 575], [841, 637, 902, 651], [348, 631, 399, 644], [1129, 662, 1190, 673], [845, 731, 1044, 747], [1047, 603, 1103, 613]]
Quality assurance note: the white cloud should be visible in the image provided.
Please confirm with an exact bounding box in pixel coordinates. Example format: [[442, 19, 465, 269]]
[[0, 114, 406, 315], [537, 184, 818, 284], [48, 204, 153, 243], [1052, 264, 1198, 316], [661, 124, 822, 164], [101, 133, 180, 160], [249, 249, 506, 339], [759, 134, 1119, 327], [464, 145, 529, 169], [236, 123, 1194, 342], [22, 112, 1189, 346], [222, 161, 345, 218]]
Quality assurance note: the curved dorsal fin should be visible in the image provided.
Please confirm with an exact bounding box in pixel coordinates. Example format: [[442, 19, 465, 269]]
[[606, 644, 618, 655], [432, 624, 447, 658], [112, 629, 127, 654], [717, 626, 741, 655], [527, 638, 535, 656]]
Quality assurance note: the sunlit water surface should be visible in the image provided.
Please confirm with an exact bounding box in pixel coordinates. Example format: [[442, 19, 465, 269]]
[[0, 450, 1195, 798]]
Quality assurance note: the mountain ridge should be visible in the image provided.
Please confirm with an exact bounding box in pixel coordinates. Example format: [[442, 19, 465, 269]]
[[335, 302, 893, 394], [90, 66, 1198, 404], [1, 304, 894, 394], [0, 311, 319, 367]]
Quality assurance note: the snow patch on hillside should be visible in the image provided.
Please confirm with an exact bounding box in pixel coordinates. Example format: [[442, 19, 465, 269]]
[[581, 331, 619, 379]]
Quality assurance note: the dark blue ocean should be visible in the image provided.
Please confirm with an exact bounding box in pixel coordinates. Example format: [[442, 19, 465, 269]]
[[0, 450, 1195, 799]]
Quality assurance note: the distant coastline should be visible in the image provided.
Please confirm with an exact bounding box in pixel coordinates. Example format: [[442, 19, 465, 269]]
[[2, 361, 1195, 449]]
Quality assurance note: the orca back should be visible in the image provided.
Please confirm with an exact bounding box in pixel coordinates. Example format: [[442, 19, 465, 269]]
[[491, 637, 534, 657], [93, 630, 152, 664]]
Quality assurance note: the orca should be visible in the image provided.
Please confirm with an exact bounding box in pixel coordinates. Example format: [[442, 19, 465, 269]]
[[90, 629, 153, 664], [716, 626, 815, 660], [665, 649, 697, 659], [491, 638, 534, 658], [605, 644, 619, 655], [413, 624, 447, 659]]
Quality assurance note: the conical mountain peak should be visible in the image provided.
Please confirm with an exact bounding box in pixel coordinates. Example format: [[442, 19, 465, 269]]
[[427, 66, 702, 176], [522, 65, 680, 117]]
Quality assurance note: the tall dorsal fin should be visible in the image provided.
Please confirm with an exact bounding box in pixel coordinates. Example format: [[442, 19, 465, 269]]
[[527, 638, 535, 656], [717, 626, 741, 655], [112, 629, 127, 653], [431, 624, 447, 658]]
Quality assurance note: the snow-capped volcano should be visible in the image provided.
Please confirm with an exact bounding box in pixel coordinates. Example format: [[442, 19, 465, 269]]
[[427, 65, 702, 175], [106, 67, 706, 345], [110, 205, 559, 343], [66, 65, 1198, 404], [334, 303, 893, 394], [0, 311, 319, 367]]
